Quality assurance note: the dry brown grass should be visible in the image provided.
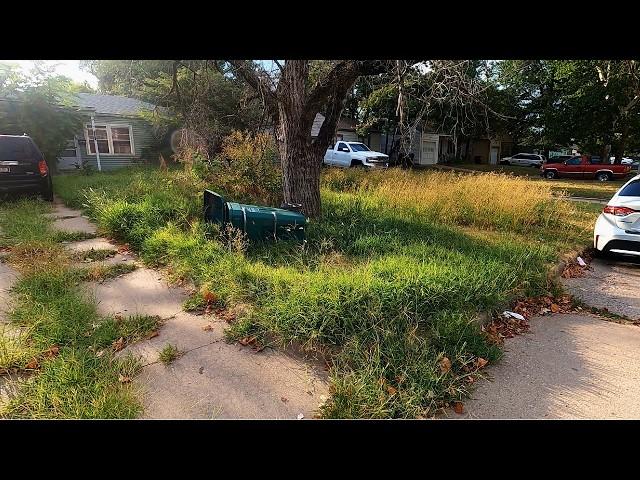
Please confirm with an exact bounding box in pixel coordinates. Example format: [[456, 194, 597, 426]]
[[324, 168, 572, 232]]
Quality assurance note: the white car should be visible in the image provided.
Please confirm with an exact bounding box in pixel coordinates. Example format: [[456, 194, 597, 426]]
[[500, 153, 546, 167], [324, 141, 389, 168], [594, 174, 640, 256]]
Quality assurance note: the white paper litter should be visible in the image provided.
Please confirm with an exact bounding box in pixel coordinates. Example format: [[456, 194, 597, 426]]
[[297, 413, 304, 420], [577, 256, 587, 267], [503, 310, 526, 321]]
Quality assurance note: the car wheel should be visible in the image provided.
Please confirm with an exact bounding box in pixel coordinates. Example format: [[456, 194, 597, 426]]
[[596, 172, 611, 182], [42, 177, 54, 202], [544, 170, 556, 179]]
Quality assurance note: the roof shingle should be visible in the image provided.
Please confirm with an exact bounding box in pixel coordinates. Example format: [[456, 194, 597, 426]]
[[73, 93, 158, 116]]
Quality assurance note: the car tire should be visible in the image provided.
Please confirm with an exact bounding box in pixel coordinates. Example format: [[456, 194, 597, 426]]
[[596, 172, 611, 182], [42, 176, 54, 202], [544, 170, 556, 179]]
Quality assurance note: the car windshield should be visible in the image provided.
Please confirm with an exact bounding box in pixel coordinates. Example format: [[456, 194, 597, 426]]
[[348, 143, 370, 152], [619, 179, 640, 197]]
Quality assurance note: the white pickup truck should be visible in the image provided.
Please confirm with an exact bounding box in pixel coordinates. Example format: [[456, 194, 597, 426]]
[[323, 141, 389, 168]]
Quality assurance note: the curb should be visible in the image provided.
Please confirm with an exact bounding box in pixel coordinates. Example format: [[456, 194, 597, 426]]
[[472, 247, 591, 329]]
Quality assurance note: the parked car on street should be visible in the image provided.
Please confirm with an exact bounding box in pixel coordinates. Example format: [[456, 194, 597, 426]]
[[499, 153, 545, 167], [324, 141, 389, 168], [541, 155, 631, 181], [594, 174, 640, 256], [0, 134, 53, 201]]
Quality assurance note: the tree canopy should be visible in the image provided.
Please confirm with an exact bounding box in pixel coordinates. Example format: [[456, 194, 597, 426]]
[[0, 62, 84, 169]]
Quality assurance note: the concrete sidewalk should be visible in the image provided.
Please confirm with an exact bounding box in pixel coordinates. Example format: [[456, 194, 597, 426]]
[[459, 313, 640, 419], [459, 255, 640, 419], [50, 199, 329, 419]]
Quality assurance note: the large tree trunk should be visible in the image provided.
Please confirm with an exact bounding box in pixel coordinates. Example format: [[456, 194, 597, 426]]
[[278, 118, 322, 216], [602, 143, 612, 164], [615, 120, 629, 162], [229, 60, 391, 218]]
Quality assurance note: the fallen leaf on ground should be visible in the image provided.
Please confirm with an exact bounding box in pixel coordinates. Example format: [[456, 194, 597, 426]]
[[202, 324, 214, 331], [561, 262, 589, 278], [550, 303, 561, 313], [117, 243, 131, 254], [45, 345, 60, 358], [439, 356, 452, 374], [96, 349, 105, 358], [386, 385, 398, 395], [474, 357, 488, 369], [25, 358, 39, 370], [453, 402, 464, 414], [112, 337, 125, 352], [281, 397, 288, 403], [239, 336, 257, 346], [118, 375, 131, 383], [148, 331, 159, 339], [203, 291, 218, 304]]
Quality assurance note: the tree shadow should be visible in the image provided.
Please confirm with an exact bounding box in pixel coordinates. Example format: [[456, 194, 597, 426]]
[[460, 313, 640, 419]]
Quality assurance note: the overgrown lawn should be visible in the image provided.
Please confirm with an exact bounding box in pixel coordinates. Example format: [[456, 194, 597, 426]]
[[52, 166, 599, 418]]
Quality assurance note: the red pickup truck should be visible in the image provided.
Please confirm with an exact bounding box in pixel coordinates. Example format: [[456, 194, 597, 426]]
[[540, 155, 631, 181]]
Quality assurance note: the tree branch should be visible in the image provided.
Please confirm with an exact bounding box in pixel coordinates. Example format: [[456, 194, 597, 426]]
[[228, 60, 278, 113]]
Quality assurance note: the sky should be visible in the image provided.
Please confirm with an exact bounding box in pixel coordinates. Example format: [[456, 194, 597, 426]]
[[0, 60, 98, 88]]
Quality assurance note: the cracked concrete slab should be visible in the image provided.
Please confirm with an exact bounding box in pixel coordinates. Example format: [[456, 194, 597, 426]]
[[86, 267, 190, 318], [52, 216, 97, 235], [458, 313, 640, 419], [137, 341, 329, 419], [119, 312, 226, 364], [562, 256, 640, 320], [0, 373, 26, 410], [0, 262, 18, 324], [49, 201, 97, 235], [46, 201, 84, 219], [73, 253, 136, 269], [64, 238, 117, 253]]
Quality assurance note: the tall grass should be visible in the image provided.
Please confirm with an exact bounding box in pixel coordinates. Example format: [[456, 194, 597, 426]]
[[52, 166, 598, 418]]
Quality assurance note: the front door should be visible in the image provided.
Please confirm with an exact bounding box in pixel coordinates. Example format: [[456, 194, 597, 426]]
[[57, 138, 81, 171], [564, 156, 584, 178], [490, 146, 499, 165], [421, 140, 436, 165], [335, 142, 352, 167]]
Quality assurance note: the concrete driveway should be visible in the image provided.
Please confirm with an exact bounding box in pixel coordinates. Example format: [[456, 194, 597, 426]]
[[458, 255, 640, 419]]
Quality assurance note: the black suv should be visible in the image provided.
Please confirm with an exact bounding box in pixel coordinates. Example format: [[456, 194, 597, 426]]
[[0, 134, 53, 201]]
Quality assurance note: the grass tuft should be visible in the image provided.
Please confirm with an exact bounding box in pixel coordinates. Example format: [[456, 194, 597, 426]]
[[158, 344, 180, 365]]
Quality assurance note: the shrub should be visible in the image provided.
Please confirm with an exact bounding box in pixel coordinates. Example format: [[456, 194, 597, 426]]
[[184, 130, 282, 206]]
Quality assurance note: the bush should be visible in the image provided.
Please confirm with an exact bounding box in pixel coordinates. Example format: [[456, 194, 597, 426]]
[[183, 130, 282, 206]]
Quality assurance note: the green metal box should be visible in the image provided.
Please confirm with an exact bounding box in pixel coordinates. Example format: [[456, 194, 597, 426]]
[[204, 190, 306, 241]]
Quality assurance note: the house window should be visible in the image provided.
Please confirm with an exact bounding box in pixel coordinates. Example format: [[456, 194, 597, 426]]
[[84, 124, 134, 155], [85, 125, 110, 154], [111, 127, 132, 154]]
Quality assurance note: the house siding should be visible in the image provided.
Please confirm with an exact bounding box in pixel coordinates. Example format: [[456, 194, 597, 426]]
[[76, 114, 156, 171]]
